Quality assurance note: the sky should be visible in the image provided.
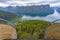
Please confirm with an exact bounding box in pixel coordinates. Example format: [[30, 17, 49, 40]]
[[0, 0, 60, 7]]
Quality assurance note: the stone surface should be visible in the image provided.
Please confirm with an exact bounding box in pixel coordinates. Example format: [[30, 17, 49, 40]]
[[45, 23, 60, 40], [0, 24, 17, 40]]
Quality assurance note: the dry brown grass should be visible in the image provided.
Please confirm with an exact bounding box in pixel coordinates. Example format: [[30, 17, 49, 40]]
[[45, 23, 60, 40], [0, 24, 17, 40]]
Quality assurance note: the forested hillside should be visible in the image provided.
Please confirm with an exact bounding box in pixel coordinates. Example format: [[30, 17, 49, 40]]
[[16, 20, 51, 39]]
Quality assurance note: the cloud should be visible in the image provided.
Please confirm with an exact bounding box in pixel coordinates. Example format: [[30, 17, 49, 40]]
[[0, 2, 9, 7], [22, 10, 60, 22], [0, 0, 60, 7], [50, 2, 60, 7]]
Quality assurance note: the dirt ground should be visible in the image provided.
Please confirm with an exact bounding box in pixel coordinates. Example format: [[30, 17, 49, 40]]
[[45, 23, 60, 40], [0, 24, 17, 40]]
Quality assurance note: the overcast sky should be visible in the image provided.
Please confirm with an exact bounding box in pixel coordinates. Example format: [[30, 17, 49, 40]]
[[0, 0, 60, 7]]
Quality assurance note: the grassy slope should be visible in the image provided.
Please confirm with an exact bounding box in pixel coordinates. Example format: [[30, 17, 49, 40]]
[[0, 10, 18, 21], [16, 20, 51, 39]]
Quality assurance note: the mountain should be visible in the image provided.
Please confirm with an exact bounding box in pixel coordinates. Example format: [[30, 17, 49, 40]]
[[16, 20, 50, 39], [55, 7, 60, 14], [0, 4, 54, 17], [0, 10, 19, 21], [51, 6, 60, 14]]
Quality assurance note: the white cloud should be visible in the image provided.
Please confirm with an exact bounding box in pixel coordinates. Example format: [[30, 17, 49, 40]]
[[0, 0, 60, 7], [0, 3, 9, 7], [50, 2, 60, 7]]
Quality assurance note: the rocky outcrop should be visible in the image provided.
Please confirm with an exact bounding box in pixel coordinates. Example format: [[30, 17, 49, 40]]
[[0, 24, 17, 40]]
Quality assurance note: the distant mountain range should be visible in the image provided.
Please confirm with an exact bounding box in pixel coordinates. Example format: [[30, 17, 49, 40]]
[[56, 7, 60, 14], [0, 4, 54, 17], [51, 6, 60, 13]]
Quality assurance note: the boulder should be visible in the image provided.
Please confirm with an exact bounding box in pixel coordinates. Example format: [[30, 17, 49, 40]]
[[44, 23, 60, 40], [0, 24, 17, 40]]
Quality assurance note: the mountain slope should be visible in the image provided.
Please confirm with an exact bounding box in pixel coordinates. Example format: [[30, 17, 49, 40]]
[[56, 7, 60, 13], [0, 10, 19, 21]]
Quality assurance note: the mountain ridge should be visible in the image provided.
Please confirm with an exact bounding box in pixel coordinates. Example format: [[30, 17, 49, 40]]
[[0, 4, 54, 17]]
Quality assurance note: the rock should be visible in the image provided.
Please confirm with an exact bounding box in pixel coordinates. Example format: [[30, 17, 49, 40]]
[[0, 24, 17, 40], [44, 23, 60, 40]]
